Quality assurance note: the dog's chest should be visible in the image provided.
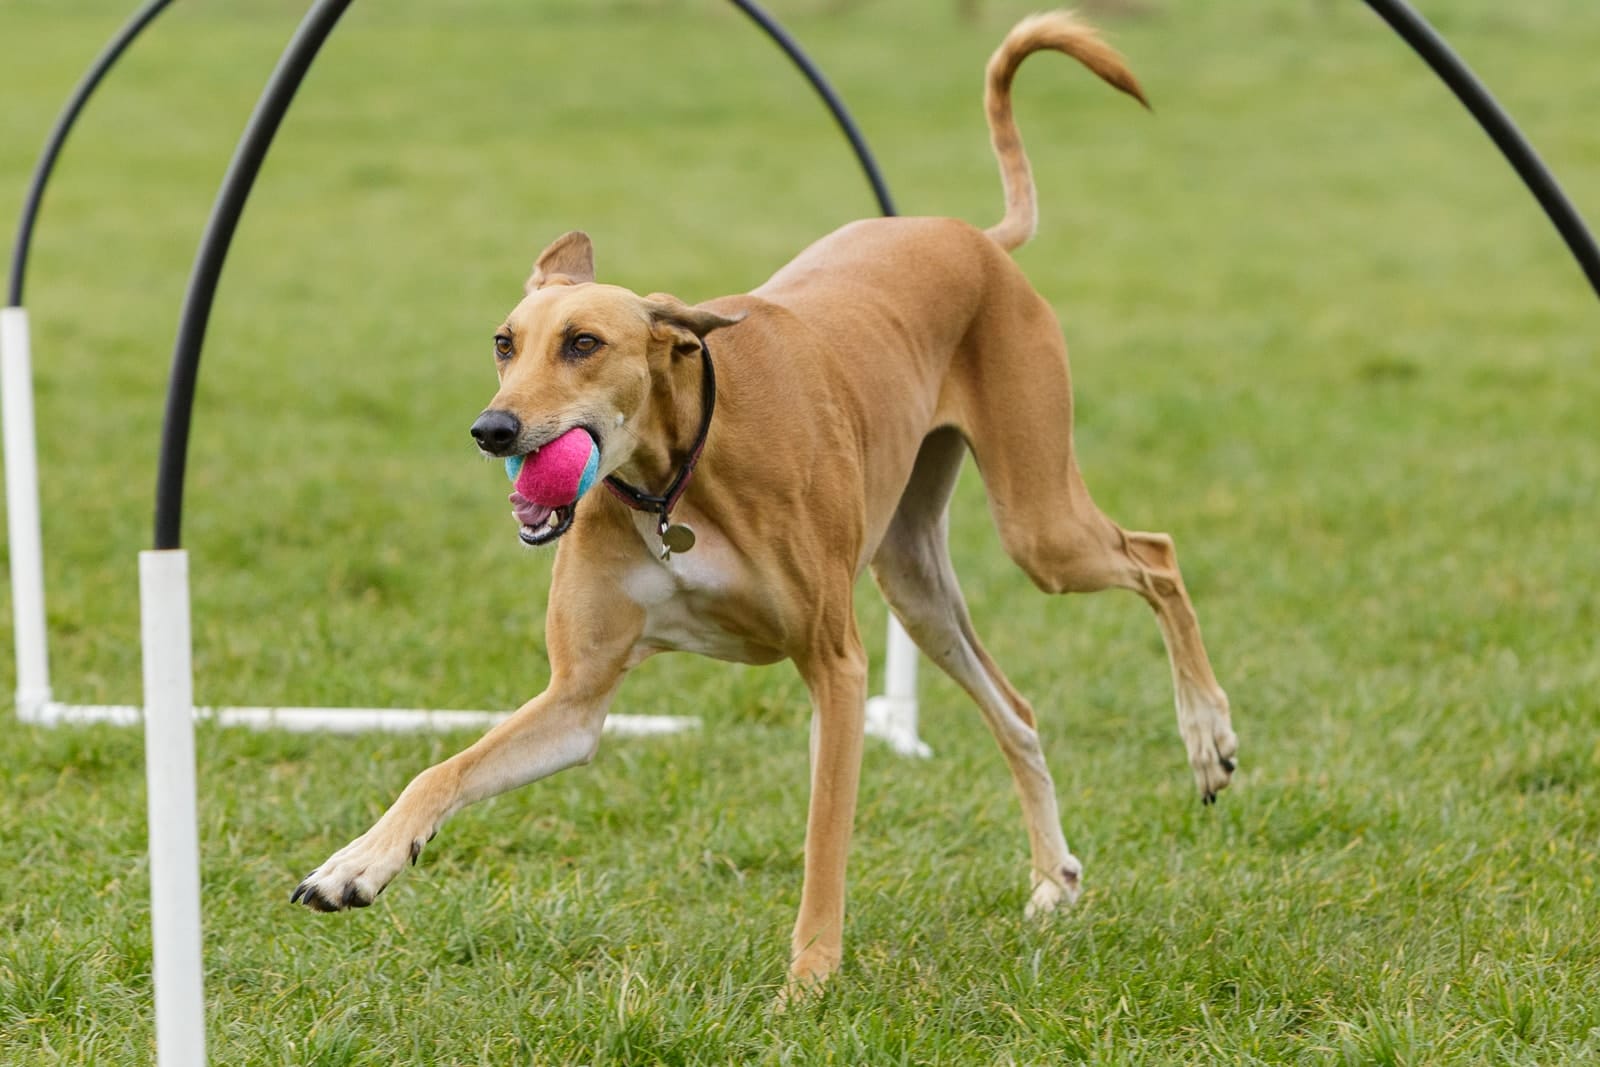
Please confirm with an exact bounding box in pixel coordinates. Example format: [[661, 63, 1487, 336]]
[[620, 552, 781, 665]]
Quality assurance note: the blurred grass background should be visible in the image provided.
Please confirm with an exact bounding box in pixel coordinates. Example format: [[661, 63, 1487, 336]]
[[2, 0, 1598, 1063]]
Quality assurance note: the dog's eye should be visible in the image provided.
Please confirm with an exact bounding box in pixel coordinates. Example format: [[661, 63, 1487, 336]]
[[569, 333, 603, 356], [493, 334, 513, 359]]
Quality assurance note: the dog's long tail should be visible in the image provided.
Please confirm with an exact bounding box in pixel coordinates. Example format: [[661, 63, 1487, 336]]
[[984, 12, 1149, 253]]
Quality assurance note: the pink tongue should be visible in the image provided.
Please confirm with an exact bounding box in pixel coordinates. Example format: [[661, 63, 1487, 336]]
[[508, 492, 552, 528], [514, 427, 595, 506]]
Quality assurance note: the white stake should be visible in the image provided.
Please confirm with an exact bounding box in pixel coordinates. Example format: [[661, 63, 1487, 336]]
[[2, 306, 53, 721], [865, 616, 929, 758], [140, 549, 207, 1067]]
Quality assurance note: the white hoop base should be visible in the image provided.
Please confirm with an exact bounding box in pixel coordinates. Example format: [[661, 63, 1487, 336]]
[[26, 701, 699, 737]]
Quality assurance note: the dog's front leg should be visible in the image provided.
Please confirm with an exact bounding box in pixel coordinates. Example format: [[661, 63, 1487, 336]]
[[782, 630, 869, 1002], [293, 583, 640, 912], [291, 676, 623, 911]]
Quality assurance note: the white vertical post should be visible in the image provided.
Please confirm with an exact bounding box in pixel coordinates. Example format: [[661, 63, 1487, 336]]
[[865, 615, 930, 758], [2, 306, 54, 721], [140, 549, 207, 1067]]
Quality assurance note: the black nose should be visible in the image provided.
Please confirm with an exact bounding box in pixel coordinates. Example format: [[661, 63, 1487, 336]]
[[470, 409, 521, 454]]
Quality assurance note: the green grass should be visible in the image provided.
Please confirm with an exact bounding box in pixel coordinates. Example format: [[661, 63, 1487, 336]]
[[3, 0, 1599, 1062]]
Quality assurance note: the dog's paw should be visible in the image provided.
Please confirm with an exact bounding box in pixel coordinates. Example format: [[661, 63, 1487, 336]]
[[771, 976, 817, 1014], [1181, 685, 1238, 804], [1024, 855, 1083, 920], [290, 828, 429, 912], [774, 946, 839, 1012]]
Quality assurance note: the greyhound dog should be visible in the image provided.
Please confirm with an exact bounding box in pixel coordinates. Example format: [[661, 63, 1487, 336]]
[[293, 11, 1237, 996]]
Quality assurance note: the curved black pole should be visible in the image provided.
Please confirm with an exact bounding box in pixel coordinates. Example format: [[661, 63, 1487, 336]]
[[1363, 0, 1600, 301], [728, 0, 896, 218], [151, 0, 894, 550], [153, 0, 354, 550], [7, 0, 179, 308]]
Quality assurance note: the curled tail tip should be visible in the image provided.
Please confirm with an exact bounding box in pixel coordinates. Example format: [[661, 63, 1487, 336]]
[[1112, 68, 1153, 110], [983, 9, 1150, 251], [997, 10, 1150, 105]]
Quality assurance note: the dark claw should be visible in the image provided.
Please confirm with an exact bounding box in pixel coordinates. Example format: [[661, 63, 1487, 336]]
[[304, 886, 339, 912], [340, 881, 370, 909], [292, 877, 340, 911], [410, 839, 424, 866], [1219, 756, 1236, 773], [1202, 791, 1216, 806]]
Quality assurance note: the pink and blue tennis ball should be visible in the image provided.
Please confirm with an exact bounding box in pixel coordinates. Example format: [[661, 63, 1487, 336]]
[[504, 427, 598, 506]]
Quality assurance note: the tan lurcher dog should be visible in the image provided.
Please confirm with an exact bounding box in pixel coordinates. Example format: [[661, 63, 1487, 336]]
[[293, 11, 1237, 995]]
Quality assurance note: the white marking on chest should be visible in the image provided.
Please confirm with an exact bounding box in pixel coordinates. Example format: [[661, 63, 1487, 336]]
[[620, 552, 733, 609], [621, 564, 678, 606], [621, 555, 764, 662]]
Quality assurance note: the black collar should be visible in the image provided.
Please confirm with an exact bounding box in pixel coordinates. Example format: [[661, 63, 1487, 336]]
[[604, 339, 715, 525]]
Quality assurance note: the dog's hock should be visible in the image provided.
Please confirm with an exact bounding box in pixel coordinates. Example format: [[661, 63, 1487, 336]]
[[526, 230, 596, 291]]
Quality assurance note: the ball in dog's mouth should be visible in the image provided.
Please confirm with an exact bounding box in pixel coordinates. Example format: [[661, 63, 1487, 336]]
[[504, 427, 599, 546]]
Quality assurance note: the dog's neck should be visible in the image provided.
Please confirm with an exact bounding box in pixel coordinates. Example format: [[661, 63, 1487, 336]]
[[609, 345, 711, 501]]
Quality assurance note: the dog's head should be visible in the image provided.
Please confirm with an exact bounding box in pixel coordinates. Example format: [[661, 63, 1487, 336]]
[[470, 231, 741, 546]]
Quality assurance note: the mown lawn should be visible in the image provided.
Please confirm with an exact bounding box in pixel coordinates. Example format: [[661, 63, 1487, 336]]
[[2, 0, 1598, 1063]]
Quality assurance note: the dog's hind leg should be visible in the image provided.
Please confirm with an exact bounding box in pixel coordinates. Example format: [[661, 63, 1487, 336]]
[[995, 479, 1237, 802], [871, 428, 1083, 916], [1108, 528, 1238, 802], [954, 301, 1237, 801]]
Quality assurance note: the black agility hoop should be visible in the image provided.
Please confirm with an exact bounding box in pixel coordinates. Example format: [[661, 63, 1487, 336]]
[[6, 0, 178, 308], [1362, 0, 1600, 300], [148, 0, 894, 550], [152, 0, 355, 551], [728, 0, 896, 218]]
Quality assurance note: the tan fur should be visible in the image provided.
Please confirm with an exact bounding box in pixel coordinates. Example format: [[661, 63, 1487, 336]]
[[293, 11, 1235, 999], [986, 12, 1149, 252]]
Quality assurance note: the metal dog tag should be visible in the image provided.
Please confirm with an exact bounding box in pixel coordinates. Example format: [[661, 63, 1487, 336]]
[[662, 523, 697, 555]]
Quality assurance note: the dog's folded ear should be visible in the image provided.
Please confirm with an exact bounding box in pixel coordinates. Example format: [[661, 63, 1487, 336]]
[[526, 231, 595, 292], [644, 294, 745, 356]]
